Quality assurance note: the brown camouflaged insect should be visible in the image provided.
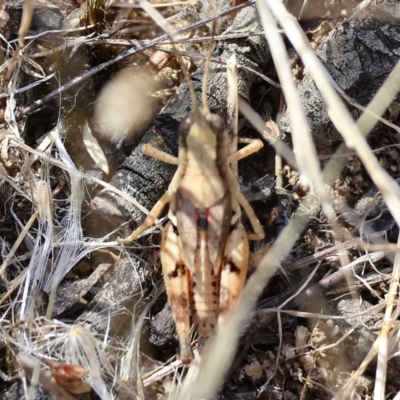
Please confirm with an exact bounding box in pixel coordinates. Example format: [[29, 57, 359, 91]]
[[119, 37, 265, 364]]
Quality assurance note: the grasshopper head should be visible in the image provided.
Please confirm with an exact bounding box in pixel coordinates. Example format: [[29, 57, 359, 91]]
[[179, 109, 228, 165]]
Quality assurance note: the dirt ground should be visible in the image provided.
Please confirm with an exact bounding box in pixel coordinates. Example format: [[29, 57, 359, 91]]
[[1, 0, 400, 399]]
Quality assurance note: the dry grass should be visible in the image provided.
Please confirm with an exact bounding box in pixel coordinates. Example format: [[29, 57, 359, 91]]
[[1, 0, 400, 399]]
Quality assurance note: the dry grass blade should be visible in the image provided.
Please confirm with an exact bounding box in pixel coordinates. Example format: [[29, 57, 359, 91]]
[[0, 210, 39, 281], [7, 134, 150, 216], [332, 326, 397, 399], [175, 1, 400, 398], [333, 323, 400, 400], [321, 59, 400, 188], [267, 262, 321, 385], [227, 54, 239, 177], [137, 0, 199, 110], [267, 0, 400, 229], [18, 0, 35, 48], [329, 72, 400, 135], [36, 180, 54, 230], [82, 121, 110, 174], [373, 232, 400, 400], [355, 60, 400, 138], [18, 0, 253, 117], [257, 0, 342, 237], [255, 303, 385, 321], [175, 209, 308, 399], [142, 359, 182, 387], [238, 99, 297, 168], [3, 0, 400, 397], [257, 0, 315, 187]]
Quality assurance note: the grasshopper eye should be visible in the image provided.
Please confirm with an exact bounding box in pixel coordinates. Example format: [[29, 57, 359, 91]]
[[178, 116, 192, 137], [205, 114, 225, 136]]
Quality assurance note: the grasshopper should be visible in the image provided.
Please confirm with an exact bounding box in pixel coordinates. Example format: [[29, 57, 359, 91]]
[[119, 45, 265, 364]]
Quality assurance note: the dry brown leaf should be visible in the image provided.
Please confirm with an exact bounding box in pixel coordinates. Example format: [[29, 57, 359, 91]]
[[45, 358, 91, 394]]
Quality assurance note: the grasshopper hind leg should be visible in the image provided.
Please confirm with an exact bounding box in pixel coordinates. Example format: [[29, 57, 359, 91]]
[[161, 222, 194, 363], [218, 220, 249, 327]]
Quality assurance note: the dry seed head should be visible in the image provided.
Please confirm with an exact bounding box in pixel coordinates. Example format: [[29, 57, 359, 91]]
[[201, 0, 231, 18], [177, 1, 202, 23], [137, 0, 198, 111], [35, 180, 53, 226], [45, 358, 90, 394], [0, 10, 10, 28], [94, 68, 159, 139]]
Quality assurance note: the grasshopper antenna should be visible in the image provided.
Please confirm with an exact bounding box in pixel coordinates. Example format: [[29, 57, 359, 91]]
[[172, 42, 198, 113], [138, 0, 198, 112], [201, 21, 216, 114]]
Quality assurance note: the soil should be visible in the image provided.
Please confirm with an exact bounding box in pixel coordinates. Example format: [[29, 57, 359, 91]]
[[1, 0, 400, 399]]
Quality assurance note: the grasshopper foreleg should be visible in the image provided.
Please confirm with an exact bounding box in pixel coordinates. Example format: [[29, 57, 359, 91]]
[[227, 139, 264, 164], [118, 143, 180, 245], [117, 192, 171, 244], [142, 143, 179, 165]]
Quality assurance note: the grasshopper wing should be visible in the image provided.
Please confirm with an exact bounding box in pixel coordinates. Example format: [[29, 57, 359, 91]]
[[161, 221, 193, 363]]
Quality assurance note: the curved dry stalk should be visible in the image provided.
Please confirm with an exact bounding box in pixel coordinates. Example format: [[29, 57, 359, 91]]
[[0, 210, 39, 280], [267, 0, 400, 231], [173, 1, 400, 398], [17, 0, 254, 117], [18, 0, 35, 49]]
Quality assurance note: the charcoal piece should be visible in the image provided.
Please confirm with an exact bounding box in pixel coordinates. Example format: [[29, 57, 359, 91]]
[[279, 0, 400, 151], [31, 7, 64, 31]]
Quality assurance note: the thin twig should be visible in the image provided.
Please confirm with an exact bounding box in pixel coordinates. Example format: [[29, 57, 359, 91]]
[[374, 232, 400, 400], [18, 0, 35, 48], [17, 0, 255, 117], [268, 0, 400, 231], [0, 210, 39, 281], [6, 135, 150, 216], [227, 54, 239, 177]]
